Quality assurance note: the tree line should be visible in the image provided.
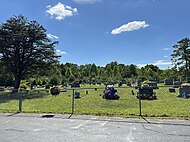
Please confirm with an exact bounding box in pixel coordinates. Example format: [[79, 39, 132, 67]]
[[0, 60, 181, 87]]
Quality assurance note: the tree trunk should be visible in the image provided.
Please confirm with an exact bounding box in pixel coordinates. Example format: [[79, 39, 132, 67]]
[[14, 75, 21, 92], [185, 59, 189, 79]]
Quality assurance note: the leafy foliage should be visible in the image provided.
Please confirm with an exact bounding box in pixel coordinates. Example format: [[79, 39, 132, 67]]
[[0, 15, 59, 89], [171, 38, 190, 78]]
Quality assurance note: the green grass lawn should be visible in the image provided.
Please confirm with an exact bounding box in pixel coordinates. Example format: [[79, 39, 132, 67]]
[[0, 86, 189, 118]]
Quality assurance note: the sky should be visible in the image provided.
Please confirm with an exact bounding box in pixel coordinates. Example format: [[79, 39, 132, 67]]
[[0, 0, 190, 69]]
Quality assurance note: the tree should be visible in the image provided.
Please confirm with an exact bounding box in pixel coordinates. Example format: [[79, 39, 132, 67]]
[[89, 63, 98, 77], [65, 68, 75, 83], [127, 64, 138, 78], [171, 38, 190, 78], [0, 15, 59, 90], [0, 61, 14, 86], [49, 77, 59, 86], [144, 64, 159, 72]]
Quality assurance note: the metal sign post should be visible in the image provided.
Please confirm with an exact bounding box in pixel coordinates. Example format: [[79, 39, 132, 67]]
[[139, 98, 142, 116], [19, 90, 22, 112], [71, 89, 75, 114]]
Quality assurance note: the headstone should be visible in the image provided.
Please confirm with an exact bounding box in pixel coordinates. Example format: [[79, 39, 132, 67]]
[[164, 79, 173, 85], [169, 88, 175, 93], [135, 80, 141, 89], [137, 86, 157, 100], [75, 91, 80, 98], [97, 82, 101, 85], [158, 80, 164, 84], [148, 82, 159, 89], [173, 81, 181, 88], [50, 87, 60, 96], [71, 82, 80, 88], [118, 82, 122, 87], [179, 83, 190, 94], [186, 77, 190, 83], [121, 80, 126, 84], [137, 80, 141, 87], [0, 86, 5, 92], [62, 84, 67, 87], [63, 86, 67, 92]]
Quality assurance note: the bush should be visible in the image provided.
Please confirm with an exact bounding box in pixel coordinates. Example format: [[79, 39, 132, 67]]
[[20, 84, 28, 89], [142, 80, 149, 85], [45, 85, 51, 89], [0, 75, 14, 87], [49, 77, 59, 86]]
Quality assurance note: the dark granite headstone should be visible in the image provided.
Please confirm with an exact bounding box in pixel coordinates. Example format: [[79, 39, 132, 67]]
[[164, 79, 173, 85], [71, 82, 80, 88], [169, 88, 175, 93], [137, 80, 141, 87], [173, 81, 181, 88]]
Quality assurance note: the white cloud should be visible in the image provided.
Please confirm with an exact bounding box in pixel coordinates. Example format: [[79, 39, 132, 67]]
[[46, 2, 77, 20], [111, 21, 149, 35], [73, 0, 101, 4], [56, 49, 68, 55], [153, 60, 172, 66], [47, 33, 59, 40], [163, 48, 170, 51], [137, 60, 172, 68], [136, 63, 147, 68], [164, 55, 168, 58], [46, 5, 51, 8]]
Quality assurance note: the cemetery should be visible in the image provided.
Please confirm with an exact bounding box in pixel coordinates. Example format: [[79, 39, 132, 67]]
[[0, 2, 190, 141], [0, 79, 190, 118], [0, 15, 190, 118]]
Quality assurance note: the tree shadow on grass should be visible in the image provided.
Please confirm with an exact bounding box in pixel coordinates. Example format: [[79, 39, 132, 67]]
[[0, 91, 19, 103], [22, 90, 50, 100], [0, 90, 50, 104]]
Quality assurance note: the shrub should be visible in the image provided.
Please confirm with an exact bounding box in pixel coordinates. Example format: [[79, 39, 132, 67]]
[[45, 85, 51, 89], [20, 84, 28, 89], [142, 80, 149, 85]]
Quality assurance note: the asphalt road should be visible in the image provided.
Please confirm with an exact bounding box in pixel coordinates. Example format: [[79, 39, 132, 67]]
[[0, 113, 190, 142]]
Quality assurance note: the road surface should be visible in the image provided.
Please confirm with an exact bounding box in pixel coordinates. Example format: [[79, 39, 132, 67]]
[[0, 113, 190, 142]]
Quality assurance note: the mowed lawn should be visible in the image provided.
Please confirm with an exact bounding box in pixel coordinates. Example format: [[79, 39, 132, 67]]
[[0, 86, 189, 118]]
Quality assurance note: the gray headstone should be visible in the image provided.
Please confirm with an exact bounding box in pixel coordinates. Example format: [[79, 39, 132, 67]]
[[137, 80, 141, 87], [186, 77, 190, 83], [0, 86, 5, 91], [179, 84, 190, 94]]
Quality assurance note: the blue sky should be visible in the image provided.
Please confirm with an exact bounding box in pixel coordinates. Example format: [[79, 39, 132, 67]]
[[0, 0, 190, 69]]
